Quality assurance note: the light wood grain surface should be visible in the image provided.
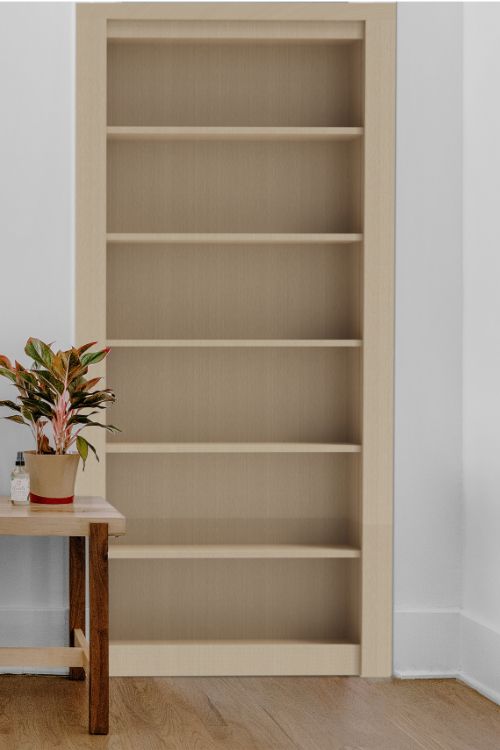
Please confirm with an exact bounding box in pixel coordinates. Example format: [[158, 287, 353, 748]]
[[109, 559, 358, 643], [109, 641, 360, 678], [106, 232, 363, 243], [106, 348, 361, 444], [107, 41, 363, 126], [0, 496, 125, 536], [106, 340, 363, 348], [0, 648, 85, 669], [108, 544, 361, 560], [107, 453, 360, 547], [107, 242, 361, 341], [107, 140, 361, 234], [107, 126, 364, 140], [0, 676, 498, 750], [106, 443, 362, 454]]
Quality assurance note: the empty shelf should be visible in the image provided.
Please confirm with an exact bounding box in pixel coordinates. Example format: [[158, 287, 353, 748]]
[[106, 339, 362, 348], [108, 544, 361, 560], [106, 233, 363, 245], [107, 126, 364, 141], [106, 443, 362, 454]]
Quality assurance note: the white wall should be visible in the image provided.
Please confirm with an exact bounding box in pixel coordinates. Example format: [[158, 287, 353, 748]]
[[394, 2, 463, 676], [0, 3, 74, 663], [462, 2, 500, 704]]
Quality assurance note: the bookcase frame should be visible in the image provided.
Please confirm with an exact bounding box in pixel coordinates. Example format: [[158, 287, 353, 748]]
[[76, 2, 395, 678]]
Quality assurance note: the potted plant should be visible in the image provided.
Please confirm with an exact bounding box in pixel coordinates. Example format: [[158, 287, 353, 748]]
[[0, 338, 118, 506]]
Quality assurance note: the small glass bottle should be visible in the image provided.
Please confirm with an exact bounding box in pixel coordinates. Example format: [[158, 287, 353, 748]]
[[10, 452, 30, 505]]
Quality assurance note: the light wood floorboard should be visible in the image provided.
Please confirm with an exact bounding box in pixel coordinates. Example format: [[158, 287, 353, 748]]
[[0, 676, 498, 749]]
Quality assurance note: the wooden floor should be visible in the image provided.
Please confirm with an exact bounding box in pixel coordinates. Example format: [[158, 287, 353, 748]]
[[0, 675, 498, 749]]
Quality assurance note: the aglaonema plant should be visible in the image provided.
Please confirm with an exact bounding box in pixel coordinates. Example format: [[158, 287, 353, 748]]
[[0, 338, 118, 467]]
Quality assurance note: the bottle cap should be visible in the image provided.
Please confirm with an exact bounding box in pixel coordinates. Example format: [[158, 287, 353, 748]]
[[16, 451, 25, 466]]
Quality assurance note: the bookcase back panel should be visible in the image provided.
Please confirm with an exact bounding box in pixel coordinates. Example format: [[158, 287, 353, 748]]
[[107, 243, 361, 340], [110, 558, 359, 641], [108, 41, 363, 127], [107, 140, 362, 233], [107, 453, 360, 546], [107, 347, 361, 443]]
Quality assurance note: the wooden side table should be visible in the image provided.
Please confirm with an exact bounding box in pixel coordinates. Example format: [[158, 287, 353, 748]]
[[0, 496, 125, 735]]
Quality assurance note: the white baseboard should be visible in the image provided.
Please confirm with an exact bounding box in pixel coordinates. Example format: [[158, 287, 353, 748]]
[[458, 671, 500, 706], [393, 607, 461, 677], [458, 612, 500, 706], [394, 608, 500, 706], [394, 669, 458, 679]]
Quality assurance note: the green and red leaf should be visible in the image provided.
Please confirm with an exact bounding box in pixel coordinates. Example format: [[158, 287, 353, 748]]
[[81, 348, 110, 367]]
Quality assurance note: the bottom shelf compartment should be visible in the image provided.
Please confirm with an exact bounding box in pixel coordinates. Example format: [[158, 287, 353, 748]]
[[110, 559, 360, 642], [109, 640, 360, 677]]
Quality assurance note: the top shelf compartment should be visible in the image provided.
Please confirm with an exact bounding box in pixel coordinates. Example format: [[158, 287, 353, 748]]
[[107, 41, 363, 127]]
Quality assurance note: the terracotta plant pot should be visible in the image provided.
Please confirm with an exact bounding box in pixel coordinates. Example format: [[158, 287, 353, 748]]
[[24, 452, 80, 505]]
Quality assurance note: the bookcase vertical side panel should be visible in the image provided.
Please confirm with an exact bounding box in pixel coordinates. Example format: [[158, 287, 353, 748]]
[[76, 8, 107, 498], [361, 12, 396, 677]]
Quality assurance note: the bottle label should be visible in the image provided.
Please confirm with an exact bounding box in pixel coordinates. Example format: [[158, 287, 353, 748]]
[[11, 476, 30, 503]]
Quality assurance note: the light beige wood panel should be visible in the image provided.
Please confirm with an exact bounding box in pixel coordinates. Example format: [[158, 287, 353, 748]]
[[107, 232, 363, 243], [107, 453, 360, 546], [107, 243, 361, 340], [107, 41, 363, 127], [108, 544, 361, 559], [107, 340, 363, 348], [110, 641, 360, 677], [88, 3, 395, 22], [0, 648, 85, 669], [74, 629, 90, 668], [107, 126, 364, 141], [107, 443, 361, 453], [360, 10, 396, 677], [75, 7, 107, 499], [107, 140, 362, 233], [106, 348, 361, 444], [0, 496, 125, 537], [110, 559, 359, 641], [107, 20, 363, 41]]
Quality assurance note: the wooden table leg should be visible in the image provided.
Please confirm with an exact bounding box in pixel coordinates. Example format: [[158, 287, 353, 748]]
[[89, 523, 109, 735], [69, 536, 86, 681]]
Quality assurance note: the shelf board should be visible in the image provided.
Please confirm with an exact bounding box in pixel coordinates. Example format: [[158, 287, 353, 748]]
[[106, 443, 361, 454], [107, 19, 364, 43], [110, 640, 360, 677], [108, 544, 361, 560], [107, 126, 364, 141], [107, 233, 363, 245], [106, 339, 362, 348]]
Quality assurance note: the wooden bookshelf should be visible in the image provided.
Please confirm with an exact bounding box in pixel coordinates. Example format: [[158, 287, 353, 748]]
[[77, 3, 395, 678]]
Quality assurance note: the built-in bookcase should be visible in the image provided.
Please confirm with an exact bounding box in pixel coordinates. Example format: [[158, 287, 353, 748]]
[[77, 3, 395, 678]]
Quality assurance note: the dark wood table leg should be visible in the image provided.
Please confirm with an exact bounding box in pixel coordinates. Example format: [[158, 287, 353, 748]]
[[89, 522, 109, 735], [69, 536, 86, 681]]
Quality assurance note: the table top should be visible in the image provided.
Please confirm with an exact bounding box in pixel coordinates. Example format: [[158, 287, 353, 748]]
[[0, 496, 126, 537]]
